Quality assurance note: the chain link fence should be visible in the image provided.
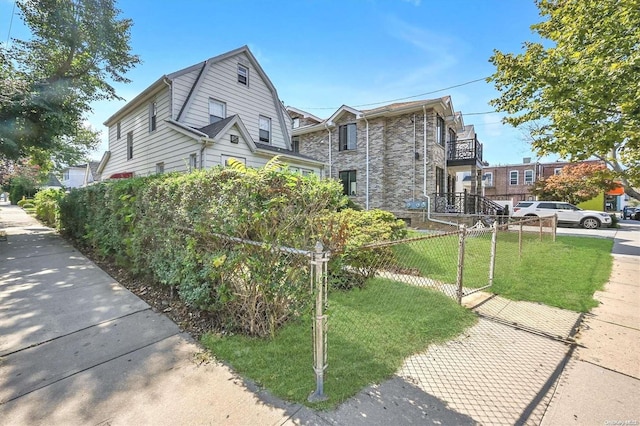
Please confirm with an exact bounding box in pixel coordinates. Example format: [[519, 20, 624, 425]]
[[193, 214, 560, 404]]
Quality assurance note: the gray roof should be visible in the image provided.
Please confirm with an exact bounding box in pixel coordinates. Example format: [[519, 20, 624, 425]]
[[254, 142, 320, 162], [45, 173, 63, 188], [196, 116, 237, 138]]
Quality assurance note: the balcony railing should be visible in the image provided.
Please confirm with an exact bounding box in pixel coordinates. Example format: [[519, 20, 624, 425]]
[[431, 191, 504, 215], [447, 137, 483, 163]]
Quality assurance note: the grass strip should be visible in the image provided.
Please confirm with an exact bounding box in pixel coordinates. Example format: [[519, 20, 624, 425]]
[[394, 232, 613, 312], [202, 277, 476, 409]]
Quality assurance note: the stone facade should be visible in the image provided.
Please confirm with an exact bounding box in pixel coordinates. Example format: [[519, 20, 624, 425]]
[[296, 107, 454, 214]]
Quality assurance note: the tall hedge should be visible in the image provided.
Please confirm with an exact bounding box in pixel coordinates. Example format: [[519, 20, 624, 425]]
[[58, 162, 407, 337]]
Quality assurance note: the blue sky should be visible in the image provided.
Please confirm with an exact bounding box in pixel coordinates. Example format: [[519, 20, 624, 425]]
[[1, 0, 551, 166]]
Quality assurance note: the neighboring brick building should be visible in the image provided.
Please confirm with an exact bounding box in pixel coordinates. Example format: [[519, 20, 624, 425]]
[[483, 158, 606, 203], [289, 97, 485, 218]]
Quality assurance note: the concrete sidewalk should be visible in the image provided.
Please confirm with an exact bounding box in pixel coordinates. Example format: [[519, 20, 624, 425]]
[[541, 221, 640, 425], [0, 204, 303, 425], [0, 204, 472, 425], [2, 203, 639, 425]]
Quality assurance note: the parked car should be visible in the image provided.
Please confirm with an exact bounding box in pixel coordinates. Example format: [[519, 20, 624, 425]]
[[623, 206, 634, 219], [512, 201, 612, 229]]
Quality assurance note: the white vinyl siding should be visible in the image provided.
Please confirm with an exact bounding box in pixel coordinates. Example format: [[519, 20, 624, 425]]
[[204, 125, 322, 174], [103, 87, 203, 178], [178, 52, 288, 149], [171, 67, 201, 120]]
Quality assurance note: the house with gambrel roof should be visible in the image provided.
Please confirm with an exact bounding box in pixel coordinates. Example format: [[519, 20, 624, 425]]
[[99, 46, 323, 180]]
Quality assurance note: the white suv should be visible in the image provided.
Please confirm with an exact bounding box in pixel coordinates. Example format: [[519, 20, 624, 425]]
[[512, 201, 612, 229]]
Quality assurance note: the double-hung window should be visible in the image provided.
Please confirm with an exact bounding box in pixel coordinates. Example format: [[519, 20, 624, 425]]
[[291, 136, 300, 153], [126, 132, 133, 160], [339, 170, 357, 196], [524, 169, 534, 185], [209, 99, 226, 124], [259, 115, 271, 143], [149, 102, 157, 132], [189, 153, 197, 171], [509, 170, 518, 185], [237, 64, 249, 85], [339, 123, 357, 151]]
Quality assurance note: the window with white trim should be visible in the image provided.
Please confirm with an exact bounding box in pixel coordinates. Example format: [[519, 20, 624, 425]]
[[291, 136, 300, 152], [222, 155, 246, 167], [509, 170, 518, 185], [524, 169, 534, 185], [126, 132, 133, 160], [259, 115, 271, 143], [237, 64, 248, 85], [339, 123, 357, 151], [156, 162, 164, 174], [189, 153, 197, 171], [485, 172, 493, 187], [209, 99, 226, 124], [292, 117, 300, 128], [149, 101, 157, 132]]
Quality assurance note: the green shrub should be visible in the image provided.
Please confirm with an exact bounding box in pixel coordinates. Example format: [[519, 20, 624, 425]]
[[57, 162, 408, 337], [21, 202, 35, 209], [320, 209, 408, 290], [609, 214, 619, 228], [17, 198, 32, 207], [34, 189, 64, 227]]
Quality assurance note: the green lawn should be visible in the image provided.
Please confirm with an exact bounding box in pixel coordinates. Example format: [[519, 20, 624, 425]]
[[394, 232, 613, 312], [201, 278, 476, 409]]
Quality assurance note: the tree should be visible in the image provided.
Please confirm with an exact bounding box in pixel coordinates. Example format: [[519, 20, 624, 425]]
[[0, 0, 140, 165], [5, 160, 46, 204], [532, 162, 618, 205], [489, 0, 640, 201]]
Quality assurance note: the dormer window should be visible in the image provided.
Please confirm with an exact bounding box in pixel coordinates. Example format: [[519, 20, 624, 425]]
[[237, 64, 248, 86], [292, 117, 300, 128]]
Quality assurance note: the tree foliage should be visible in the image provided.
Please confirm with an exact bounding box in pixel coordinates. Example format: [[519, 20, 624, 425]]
[[532, 162, 617, 205], [0, 0, 140, 165], [489, 0, 640, 200]]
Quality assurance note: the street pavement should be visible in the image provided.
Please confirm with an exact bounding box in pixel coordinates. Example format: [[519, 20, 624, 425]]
[[1, 203, 639, 425]]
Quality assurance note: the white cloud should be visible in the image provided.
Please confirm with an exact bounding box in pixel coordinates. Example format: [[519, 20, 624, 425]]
[[384, 15, 458, 74]]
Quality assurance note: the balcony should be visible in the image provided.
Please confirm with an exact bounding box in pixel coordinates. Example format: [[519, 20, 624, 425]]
[[447, 137, 483, 167]]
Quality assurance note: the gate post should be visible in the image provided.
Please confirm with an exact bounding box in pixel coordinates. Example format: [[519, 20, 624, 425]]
[[456, 225, 467, 304], [308, 241, 329, 402], [489, 220, 498, 287]]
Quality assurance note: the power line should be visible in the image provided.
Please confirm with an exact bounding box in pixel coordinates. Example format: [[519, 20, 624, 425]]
[[299, 76, 491, 110], [5, 0, 16, 47]]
